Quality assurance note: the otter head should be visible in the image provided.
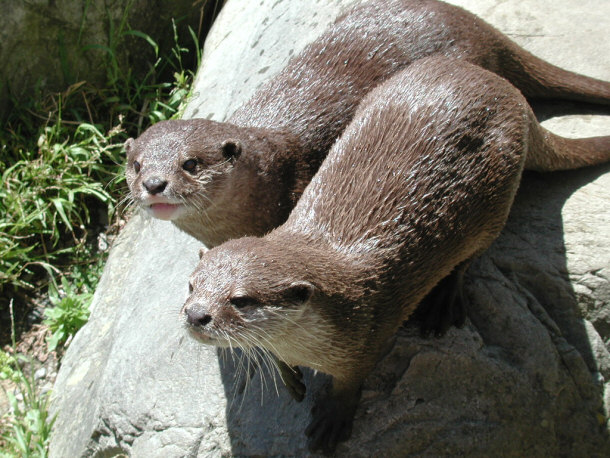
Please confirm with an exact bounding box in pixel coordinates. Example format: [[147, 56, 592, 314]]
[[181, 237, 315, 350], [124, 119, 244, 222]]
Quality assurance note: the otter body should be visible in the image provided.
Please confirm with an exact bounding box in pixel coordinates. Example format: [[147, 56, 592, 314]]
[[182, 56, 610, 453], [125, 0, 610, 248]]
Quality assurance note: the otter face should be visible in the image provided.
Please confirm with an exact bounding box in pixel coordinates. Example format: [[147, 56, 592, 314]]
[[124, 119, 243, 221], [181, 239, 315, 350]]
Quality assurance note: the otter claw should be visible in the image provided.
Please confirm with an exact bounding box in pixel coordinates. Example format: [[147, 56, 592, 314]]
[[277, 361, 306, 402], [306, 398, 354, 454]]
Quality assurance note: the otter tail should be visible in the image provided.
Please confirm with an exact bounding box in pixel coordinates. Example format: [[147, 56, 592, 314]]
[[525, 117, 610, 171], [502, 43, 610, 106]]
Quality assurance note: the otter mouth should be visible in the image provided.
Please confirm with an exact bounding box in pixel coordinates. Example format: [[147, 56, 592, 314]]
[[186, 326, 229, 347], [144, 201, 184, 221]]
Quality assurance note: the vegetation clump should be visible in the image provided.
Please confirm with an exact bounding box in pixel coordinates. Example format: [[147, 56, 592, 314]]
[[0, 12, 207, 456]]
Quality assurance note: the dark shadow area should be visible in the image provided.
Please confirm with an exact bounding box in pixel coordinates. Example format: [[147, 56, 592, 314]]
[[511, 164, 609, 364], [466, 162, 610, 450], [216, 347, 327, 454], [531, 100, 610, 122]]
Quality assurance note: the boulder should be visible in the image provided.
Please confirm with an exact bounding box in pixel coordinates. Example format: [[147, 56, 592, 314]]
[[49, 0, 610, 456], [0, 0, 206, 119]]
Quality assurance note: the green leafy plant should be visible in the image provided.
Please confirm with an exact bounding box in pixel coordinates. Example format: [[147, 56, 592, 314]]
[[0, 354, 55, 457], [0, 18, 200, 296], [43, 277, 93, 352], [85, 17, 200, 131], [0, 118, 124, 290], [1, 302, 55, 457], [0, 351, 19, 384], [0, 8, 205, 456]]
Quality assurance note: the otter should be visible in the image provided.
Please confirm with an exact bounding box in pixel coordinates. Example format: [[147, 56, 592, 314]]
[[181, 56, 610, 453], [125, 0, 610, 249]]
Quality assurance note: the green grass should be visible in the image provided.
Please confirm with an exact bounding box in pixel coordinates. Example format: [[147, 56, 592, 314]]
[[0, 352, 55, 457], [0, 8, 204, 455], [0, 18, 199, 302], [0, 120, 123, 289], [1, 300, 55, 458]]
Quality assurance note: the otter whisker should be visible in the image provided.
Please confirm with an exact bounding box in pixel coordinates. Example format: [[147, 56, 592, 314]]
[[240, 329, 283, 400], [235, 347, 255, 390], [231, 356, 250, 407], [246, 324, 289, 369], [222, 332, 255, 411], [251, 346, 281, 403], [180, 195, 207, 220], [115, 194, 137, 218], [231, 329, 261, 378], [187, 194, 222, 232], [191, 191, 217, 212], [265, 308, 322, 342], [232, 336, 265, 403], [116, 193, 134, 208], [235, 329, 275, 392]]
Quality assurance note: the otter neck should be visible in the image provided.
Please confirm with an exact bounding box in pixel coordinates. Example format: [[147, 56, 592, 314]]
[[276, 221, 438, 326], [267, 229, 377, 305], [265, 229, 410, 370]]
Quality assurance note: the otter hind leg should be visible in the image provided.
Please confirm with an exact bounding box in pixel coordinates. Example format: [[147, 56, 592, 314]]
[[415, 260, 470, 337]]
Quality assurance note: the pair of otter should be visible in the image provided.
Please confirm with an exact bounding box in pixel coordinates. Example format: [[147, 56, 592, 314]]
[[125, 0, 610, 453]]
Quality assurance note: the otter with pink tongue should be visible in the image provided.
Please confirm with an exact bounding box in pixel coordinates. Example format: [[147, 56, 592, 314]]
[[125, 0, 610, 249]]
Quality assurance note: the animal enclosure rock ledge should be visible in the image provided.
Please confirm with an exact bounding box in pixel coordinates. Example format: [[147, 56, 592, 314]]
[[49, 0, 610, 456], [0, 0, 202, 119]]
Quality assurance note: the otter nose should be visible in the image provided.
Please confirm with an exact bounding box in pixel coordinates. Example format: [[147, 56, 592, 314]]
[[185, 306, 212, 327], [142, 177, 167, 195]]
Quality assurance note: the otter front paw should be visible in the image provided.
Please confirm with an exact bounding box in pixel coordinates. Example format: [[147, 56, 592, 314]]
[[305, 396, 356, 454], [277, 360, 306, 402]]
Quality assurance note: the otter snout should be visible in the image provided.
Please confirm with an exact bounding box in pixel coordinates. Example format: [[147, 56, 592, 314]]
[[182, 299, 241, 347], [142, 176, 168, 195], [183, 303, 212, 328]]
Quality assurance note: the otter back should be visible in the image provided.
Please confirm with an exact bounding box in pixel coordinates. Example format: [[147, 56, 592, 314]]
[[125, 0, 610, 249]]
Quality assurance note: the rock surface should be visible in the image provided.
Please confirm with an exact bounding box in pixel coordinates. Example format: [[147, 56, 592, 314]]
[[0, 0, 204, 119], [49, 0, 610, 456]]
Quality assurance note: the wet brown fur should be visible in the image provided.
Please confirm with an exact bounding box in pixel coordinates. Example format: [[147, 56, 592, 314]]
[[125, 0, 610, 248], [182, 56, 610, 452]]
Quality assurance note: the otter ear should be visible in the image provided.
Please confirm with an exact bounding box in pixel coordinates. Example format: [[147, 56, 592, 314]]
[[124, 138, 134, 155], [284, 281, 314, 304], [221, 139, 242, 162], [198, 248, 207, 260]]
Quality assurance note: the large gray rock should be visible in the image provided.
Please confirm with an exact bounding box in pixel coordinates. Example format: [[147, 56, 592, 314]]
[[49, 0, 610, 456], [0, 0, 203, 119]]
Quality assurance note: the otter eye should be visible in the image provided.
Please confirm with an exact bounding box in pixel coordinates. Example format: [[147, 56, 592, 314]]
[[182, 159, 197, 173], [230, 296, 259, 308], [188, 283, 193, 294], [133, 160, 141, 173]]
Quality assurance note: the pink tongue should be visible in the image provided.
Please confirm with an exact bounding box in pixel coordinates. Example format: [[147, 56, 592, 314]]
[[151, 203, 177, 211], [149, 203, 180, 220]]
